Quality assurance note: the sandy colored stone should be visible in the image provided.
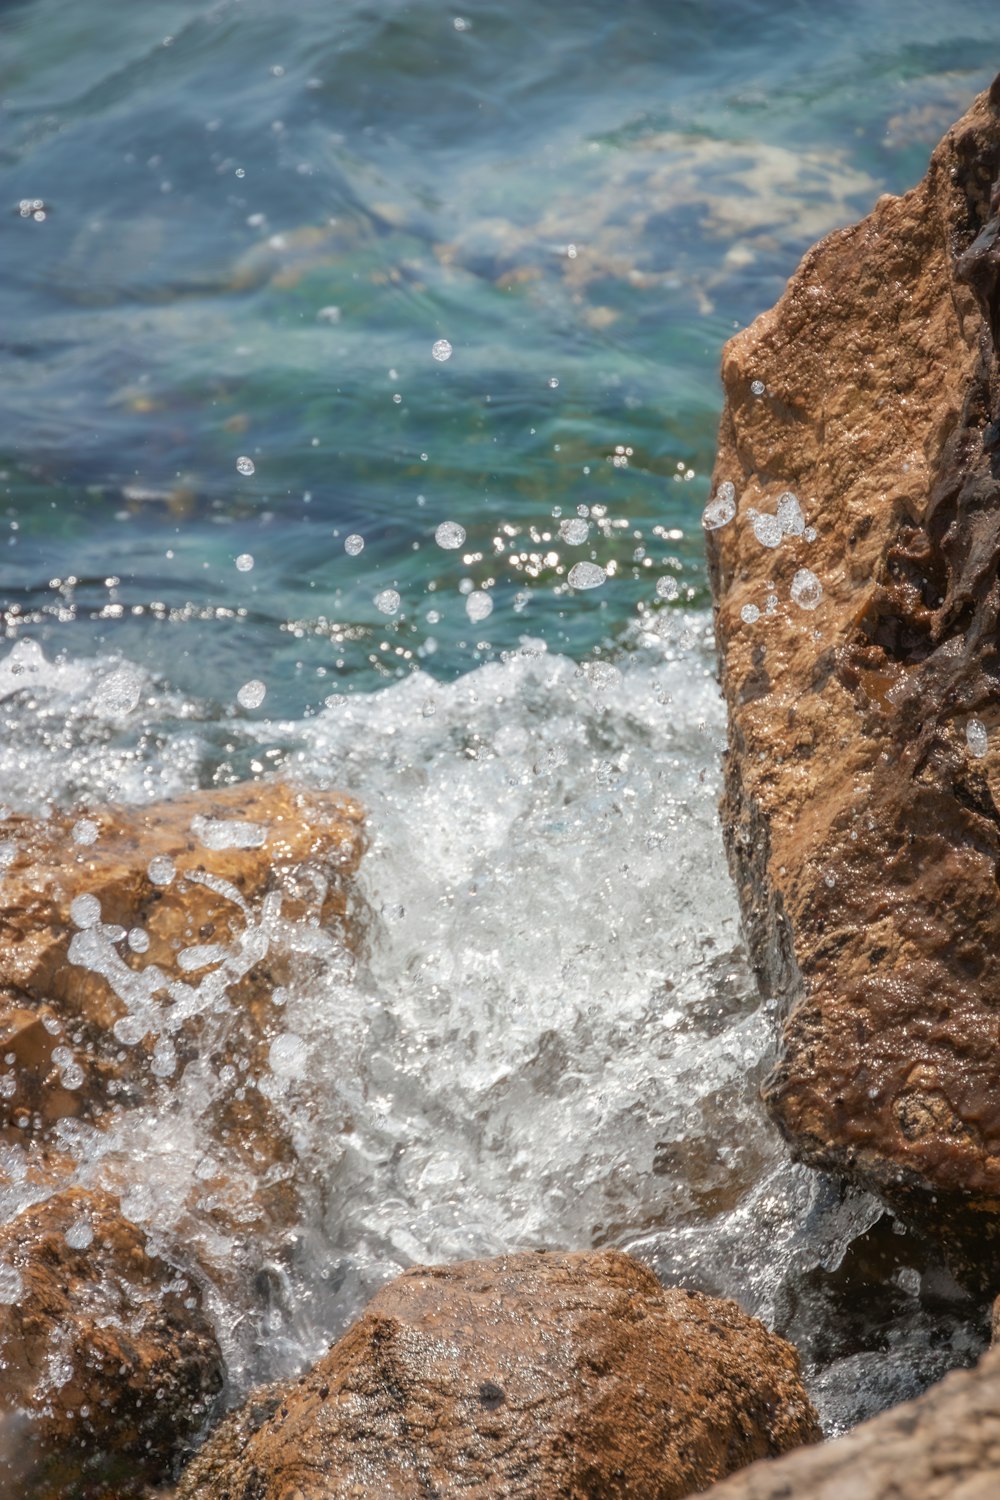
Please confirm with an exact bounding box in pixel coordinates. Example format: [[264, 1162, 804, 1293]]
[[707, 75, 1000, 1229], [0, 1187, 223, 1499], [176, 1248, 819, 1500], [0, 780, 363, 1184], [701, 1340, 1000, 1500]]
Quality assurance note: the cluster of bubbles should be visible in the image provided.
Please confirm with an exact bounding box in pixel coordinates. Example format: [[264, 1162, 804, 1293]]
[[702, 481, 823, 616]]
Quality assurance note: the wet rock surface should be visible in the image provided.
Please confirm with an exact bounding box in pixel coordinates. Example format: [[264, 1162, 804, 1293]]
[[0, 779, 364, 1237], [702, 1339, 1000, 1500], [175, 1248, 820, 1500], [0, 1186, 223, 1499], [707, 76, 1000, 1235]]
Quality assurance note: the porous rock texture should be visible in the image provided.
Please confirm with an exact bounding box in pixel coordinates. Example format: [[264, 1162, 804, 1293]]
[[708, 75, 1000, 1237], [701, 1339, 1000, 1500], [0, 779, 364, 1235], [175, 1249, 820, 1500], [0, 1187, 223, 1499]]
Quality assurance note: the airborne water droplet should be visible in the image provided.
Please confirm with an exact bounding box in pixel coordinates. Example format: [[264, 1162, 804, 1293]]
[[237, 679, 267, 708], [374, 589, 401, 615], [466, 591, 493, 622], [567, 562, 606, 590], [344, 534, 364, 556], [235, 553, 254, 572], [435, 521, 466, 550], [559, 518, 589, 546], [69, 894, 101, 929], [656, 576, 679, 601], [236, 456, 255, 476], [431, 339, 453, 362]]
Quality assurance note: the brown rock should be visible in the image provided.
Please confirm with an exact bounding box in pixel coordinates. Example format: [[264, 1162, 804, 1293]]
[[175, 1248, 820, 1500], [701, 1339, 1000, 1500], [707, 77, 1000, 1233], [0, 779, 364, 1233], [0, 1186, 223, 1498]]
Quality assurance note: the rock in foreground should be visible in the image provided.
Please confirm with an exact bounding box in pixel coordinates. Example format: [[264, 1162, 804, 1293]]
[[176, 1249, 819, 1500], [0, 1188, 223, 1499], [702, 1339, 1000, 1500], [707, 77, 1000, 1228]]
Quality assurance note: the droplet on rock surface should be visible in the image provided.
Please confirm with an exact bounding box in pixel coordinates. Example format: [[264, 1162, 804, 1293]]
[[751, 511, 783, 549], [790, 568, 823, 610], [967, 718, 989, 758], [740, 603, 761, 624], [702, 482, 736, 530]]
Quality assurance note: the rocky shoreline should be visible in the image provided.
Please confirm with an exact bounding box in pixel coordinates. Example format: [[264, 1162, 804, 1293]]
[[4, 72, 1000, 1500]]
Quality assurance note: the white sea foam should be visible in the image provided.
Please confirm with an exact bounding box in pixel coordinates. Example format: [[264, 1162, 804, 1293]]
[[0, 627, 980, 1428]]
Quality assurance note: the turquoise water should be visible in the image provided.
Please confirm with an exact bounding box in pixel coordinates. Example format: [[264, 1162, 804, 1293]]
[[4, 0, 1000, 714]]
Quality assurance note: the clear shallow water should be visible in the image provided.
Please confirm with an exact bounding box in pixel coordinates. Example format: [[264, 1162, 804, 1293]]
[[1, 0, 998, 1472]]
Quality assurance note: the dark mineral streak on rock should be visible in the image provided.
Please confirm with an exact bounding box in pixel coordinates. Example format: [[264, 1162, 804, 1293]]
[[175, 1250, 820, 1499], [708, 75, 1000, 1271]]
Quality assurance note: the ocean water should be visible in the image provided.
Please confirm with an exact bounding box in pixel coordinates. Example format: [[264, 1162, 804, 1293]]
[[2, 0, 1000, 1474]]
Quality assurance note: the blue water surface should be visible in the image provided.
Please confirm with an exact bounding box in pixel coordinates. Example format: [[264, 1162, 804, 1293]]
[[2, 0, 999, 714]]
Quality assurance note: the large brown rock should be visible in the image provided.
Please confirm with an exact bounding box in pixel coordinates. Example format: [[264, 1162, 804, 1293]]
[[701, 1339, 1000, 1500], [707, 76, 1000, 1234], [0, 1187, 223, 1498], [175, 1248, 820, 1500]]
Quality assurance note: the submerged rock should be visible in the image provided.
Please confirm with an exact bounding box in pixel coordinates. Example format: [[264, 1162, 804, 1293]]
[[701, 1339, 1000, 1499], [0, 1187, 223, 1498], [175, 1248, 820, 1499], [0, 779, 364, 1238], [707, 76, 1000, 1245]]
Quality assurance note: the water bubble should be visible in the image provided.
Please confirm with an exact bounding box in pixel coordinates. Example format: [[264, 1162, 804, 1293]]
[[790, 568, 823, 610], [344, 534, 365, 556], [97, 666, 142, 715], [466, 591, 494, 623], [237, 679, 267, 708], [128, 927, 150, 953], [559, 518, 589, 546], [65, 1219, 94, 1251], [147, 855, 175, 887], [432, 339, 453, 362], [236, 456, 255, 476], [69, 894, 101, 929], [0, 1265, 21, 1303], [72, 819, 99, 846], [750, 379, 766, 397], [435, 521, 466, 550], [375, 589, 401, 616], [751, 512, 783, 549], [235, 553, 254, 572], [270, 1032, 308, 1078], [776, 491, 805, 537], [967, 719, 989, 758], [740, 603, 761, 624], [702, 482, 736, 530], [567, 562, 606, 590], [656, 576, 679, 601], [151, 1036, 177, 1078]]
